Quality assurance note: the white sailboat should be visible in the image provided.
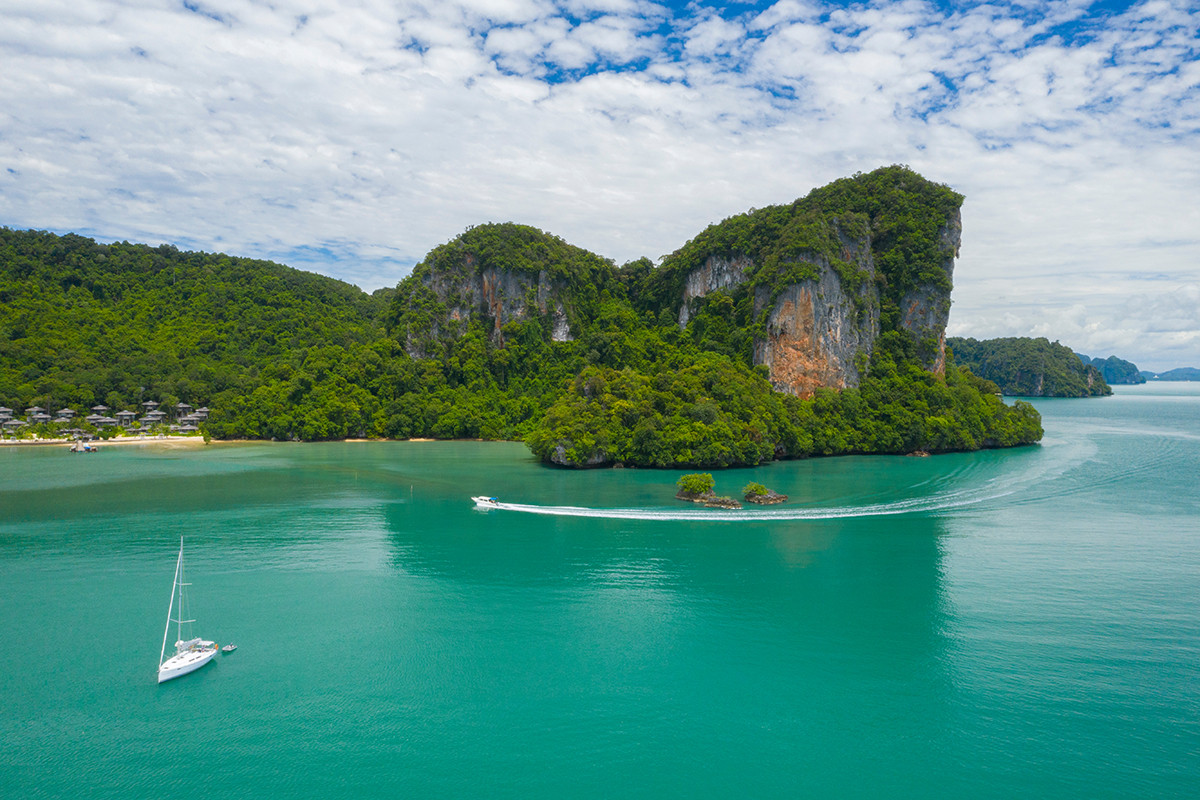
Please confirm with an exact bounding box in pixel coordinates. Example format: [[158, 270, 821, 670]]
[[158, 537, 218, 683]]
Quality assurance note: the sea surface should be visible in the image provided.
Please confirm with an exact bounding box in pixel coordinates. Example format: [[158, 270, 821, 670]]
[[1, 384, 1198, 798]]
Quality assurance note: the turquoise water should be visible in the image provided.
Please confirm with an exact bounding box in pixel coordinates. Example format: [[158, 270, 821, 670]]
[[1, 385, 1198, 798]]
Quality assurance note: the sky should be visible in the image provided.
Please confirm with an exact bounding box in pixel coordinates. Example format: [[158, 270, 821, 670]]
[[1, 0, 1197, 370]]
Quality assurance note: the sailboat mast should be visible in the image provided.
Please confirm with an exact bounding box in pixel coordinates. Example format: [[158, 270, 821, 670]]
[[176, 538, 185, 644], [160, 538, 183, 668]]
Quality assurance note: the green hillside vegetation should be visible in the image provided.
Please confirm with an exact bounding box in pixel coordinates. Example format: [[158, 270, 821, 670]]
[[2, 167, 1044, 466], [0, 229, 395, 440], [948, 337, 1111, 397], [518, 327, 1040, 466]]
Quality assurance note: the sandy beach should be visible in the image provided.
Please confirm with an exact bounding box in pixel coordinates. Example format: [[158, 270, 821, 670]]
[[1, 436, 481, 448], [0, 435, 209, 448]]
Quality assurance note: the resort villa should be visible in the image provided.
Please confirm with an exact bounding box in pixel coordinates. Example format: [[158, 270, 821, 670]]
[[0, 402, 209, 438]]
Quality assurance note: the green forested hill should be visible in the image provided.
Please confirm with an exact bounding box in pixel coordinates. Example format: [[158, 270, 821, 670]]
[[948, 336, 1111, 397], [0, 229, 396, 439], [2, 167, 1045, 465]]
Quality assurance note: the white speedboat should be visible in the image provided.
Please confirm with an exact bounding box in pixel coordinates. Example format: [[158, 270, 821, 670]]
[[471, 496, 500, 508], [158, 537, 218, 683]]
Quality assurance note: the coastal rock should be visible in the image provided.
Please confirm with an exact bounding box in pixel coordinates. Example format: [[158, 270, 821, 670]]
[[395, 171, 964, 407], [744, 491, 787, 505], [676, 490, 742, 509], [703, 496, 742, 509], [551, 443, 611, 468]]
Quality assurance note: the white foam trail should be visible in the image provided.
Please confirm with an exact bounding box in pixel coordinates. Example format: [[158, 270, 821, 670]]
[[475, 432, 1101, 523], [476, 483, 1017, 522]]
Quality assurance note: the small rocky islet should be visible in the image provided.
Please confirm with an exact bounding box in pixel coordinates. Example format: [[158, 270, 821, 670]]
[[674, 474, 788, 510]]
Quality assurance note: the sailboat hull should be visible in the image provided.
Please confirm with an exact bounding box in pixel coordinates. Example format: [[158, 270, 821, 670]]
[[158, 646, 218, 683]]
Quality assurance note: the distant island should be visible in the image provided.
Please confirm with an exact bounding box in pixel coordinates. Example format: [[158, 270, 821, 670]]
[[947, 337, 1112, 397], [0, 166, 1043, 467], [949, 337, 1197, 393], [1076, 353, 1145, 385], [1140, 367, 1200, 381]]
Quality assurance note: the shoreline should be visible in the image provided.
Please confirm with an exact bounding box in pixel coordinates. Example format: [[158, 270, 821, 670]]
[[0, 435, 477, 448], [0, 435, 208, 448]]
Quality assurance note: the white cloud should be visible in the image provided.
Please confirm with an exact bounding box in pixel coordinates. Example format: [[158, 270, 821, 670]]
[[683, 14, 746, 58], [0, 0, 1198, 368]]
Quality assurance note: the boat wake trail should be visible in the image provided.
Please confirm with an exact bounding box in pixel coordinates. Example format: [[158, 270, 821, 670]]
[[481, 483, 1016, 523], [478, 434, 1094, 523]]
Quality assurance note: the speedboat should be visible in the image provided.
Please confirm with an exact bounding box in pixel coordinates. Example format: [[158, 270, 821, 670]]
[[221, 643, 237, 653], [471, 496, 500, 508]]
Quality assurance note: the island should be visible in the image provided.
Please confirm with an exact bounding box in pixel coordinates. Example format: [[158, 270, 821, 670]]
[[2, 166, 1043, 467], [947, 337, 1112, 397]]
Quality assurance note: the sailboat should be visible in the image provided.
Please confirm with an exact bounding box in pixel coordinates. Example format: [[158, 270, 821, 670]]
[[158, 537, 218, 683]]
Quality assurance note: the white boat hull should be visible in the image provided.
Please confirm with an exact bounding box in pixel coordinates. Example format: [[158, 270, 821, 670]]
[[471, 496, 500, 508], [158, 645, 218, 683]]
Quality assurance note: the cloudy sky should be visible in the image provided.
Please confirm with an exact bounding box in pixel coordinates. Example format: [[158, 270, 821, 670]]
[[2, 0, 1197, 369]]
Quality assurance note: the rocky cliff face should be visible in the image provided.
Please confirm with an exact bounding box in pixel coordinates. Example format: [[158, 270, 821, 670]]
[[676, 209, 960, 398], [751, 268, 878, 397], [388, 223, 604, 358], [393, 170, 963, 403], [424, 257, 573, 348], [678, 255, 752, 326], [896, 209, 960, 375]]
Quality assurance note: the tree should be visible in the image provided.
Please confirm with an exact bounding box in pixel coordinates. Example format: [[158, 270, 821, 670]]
[[677, 473, 715, 495]]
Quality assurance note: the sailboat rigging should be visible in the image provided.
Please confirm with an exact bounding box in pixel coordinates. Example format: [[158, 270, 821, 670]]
[[157, 537, 218, 683]]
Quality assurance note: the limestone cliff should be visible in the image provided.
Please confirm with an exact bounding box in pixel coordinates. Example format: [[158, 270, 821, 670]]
[[897, 207, 961, 375], [660, 168, 963, 397], [678, 255, 752, 326], [388, 223, 615, 358], [418, 260, 572, 352], [393, 167, 964, 403], [751, 265, 880, 396]]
